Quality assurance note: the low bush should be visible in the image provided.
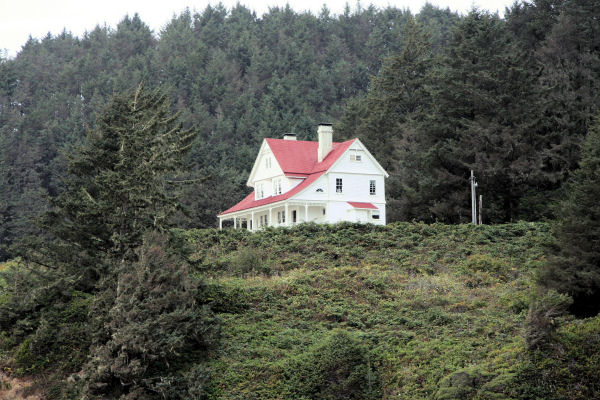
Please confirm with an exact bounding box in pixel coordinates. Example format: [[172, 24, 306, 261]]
[[283, 330, 381, 400]]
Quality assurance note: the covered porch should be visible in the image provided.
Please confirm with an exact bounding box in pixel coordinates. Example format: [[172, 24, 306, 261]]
[[218, 200, 327, 231]]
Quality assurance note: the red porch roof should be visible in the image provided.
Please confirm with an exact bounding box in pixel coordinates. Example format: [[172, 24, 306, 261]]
[[347, 201, 378, 210]]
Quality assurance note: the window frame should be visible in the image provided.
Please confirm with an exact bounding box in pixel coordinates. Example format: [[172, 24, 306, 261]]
[[370, 179, 376, 195], [336, 178, 343, 193]]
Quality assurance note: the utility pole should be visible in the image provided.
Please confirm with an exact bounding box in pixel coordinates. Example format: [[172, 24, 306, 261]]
[[470, 170, 478, 225]]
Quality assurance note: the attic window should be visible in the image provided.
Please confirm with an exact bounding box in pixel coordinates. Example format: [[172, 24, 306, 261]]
[[350, 152, 362, 162], [273, 178, 282, 195], [257, 183, 264, 199], [265, 157, 272, 169], [316, 188, 324, 192]]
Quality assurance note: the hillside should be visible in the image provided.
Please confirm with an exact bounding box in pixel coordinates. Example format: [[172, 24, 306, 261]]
[[173, 222, 599, 399], [1, 222, 598, 399]]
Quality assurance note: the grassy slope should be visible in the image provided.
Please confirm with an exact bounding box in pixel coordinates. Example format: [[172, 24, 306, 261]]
[[177, 222, 553, 399]]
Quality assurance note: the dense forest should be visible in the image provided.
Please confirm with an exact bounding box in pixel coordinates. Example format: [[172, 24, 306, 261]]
[[0, 3, 459, 260], [3, 0, 598, 261], [1, 1, 600, 398]]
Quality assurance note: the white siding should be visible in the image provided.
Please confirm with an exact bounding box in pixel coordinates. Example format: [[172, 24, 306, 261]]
[[253, 148, 283, 183]]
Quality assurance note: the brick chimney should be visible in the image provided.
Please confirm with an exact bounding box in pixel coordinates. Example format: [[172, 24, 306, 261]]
[[317, 124, 333, 163]]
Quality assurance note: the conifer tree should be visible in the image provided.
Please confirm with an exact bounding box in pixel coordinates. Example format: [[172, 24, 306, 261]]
[[411, 10, 550, 222], [539, 117, 600, 317], [26, 85, 196, 283]]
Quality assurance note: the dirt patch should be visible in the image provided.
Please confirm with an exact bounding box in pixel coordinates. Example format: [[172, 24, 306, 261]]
[[0, 371, 42, 400]]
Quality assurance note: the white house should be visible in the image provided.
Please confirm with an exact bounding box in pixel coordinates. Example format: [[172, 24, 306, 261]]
[[218, 124, 389, 230]]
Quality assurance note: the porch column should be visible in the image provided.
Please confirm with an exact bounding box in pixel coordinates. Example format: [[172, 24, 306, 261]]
[[285, 204, 290, 227], [305, 203, 308, 223], [233, 217, 237, 229], [251, 211, 255, 231], [219, 218, 222, 229], [269, 208, 273, 227]]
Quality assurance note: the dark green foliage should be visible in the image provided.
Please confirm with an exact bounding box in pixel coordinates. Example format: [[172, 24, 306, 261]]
[[539, 117, 600, 317], [403, 10, 554, 222], [22, 84, 196, 289], [516, 316, 600, 400], [284, 330, 381, 400], [0, 261, 92, 379], [434, 366, 492, 400], [0, 86, 216, 398], [84, 233, 218, 399]]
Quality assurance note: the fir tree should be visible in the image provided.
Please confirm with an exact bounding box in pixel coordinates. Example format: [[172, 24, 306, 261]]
[[24, 85, 196, 284], [539, 117, 600, 317]]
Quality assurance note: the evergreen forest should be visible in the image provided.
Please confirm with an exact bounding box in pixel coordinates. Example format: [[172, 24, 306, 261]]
[[1, 1, 600, 399]]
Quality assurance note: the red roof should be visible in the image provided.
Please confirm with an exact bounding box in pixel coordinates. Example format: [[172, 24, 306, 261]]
[[266, 138, 354, 175], [347, 202, 378, 209], [218, 138, 355, 216]]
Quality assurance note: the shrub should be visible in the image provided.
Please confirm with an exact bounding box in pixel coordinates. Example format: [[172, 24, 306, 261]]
[[229, 246, 271, 275], [84, 232, 219, 399], [283, 330, 381, 400]]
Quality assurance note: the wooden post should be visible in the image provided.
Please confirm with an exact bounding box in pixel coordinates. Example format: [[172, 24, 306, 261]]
[[478, 195, 483, 225]]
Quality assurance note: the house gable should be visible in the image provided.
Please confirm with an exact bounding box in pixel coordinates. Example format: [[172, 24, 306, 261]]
[[246, 140, 284, 188], [327, 139, 389, 177]]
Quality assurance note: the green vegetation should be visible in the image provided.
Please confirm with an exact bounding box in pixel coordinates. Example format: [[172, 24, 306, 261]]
[[1, 1, 599, 398], [2, 222, 599, 398], [165, 222, 596, 399], [539, 117, 600, 317]]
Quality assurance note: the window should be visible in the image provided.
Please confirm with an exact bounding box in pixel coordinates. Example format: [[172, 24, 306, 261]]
[[273, 178, 282, 195], [265, 157, 271, 169], [350, 152, 362, 162], [259, 215, 264, 226], [372, 213, 380, 220], [322, 208, 326, 215], [370, 180, 376, 195], [292, 210, 297, 223], [281, 211, 286, 223], [336, 178, 343, 193], [277, 211, 281, 224], [257, 183, 264, 199]]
